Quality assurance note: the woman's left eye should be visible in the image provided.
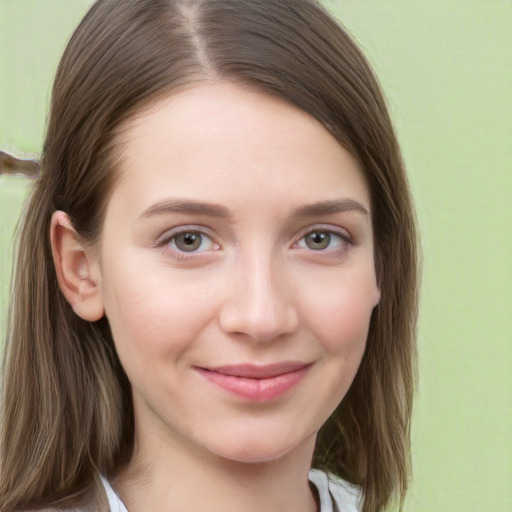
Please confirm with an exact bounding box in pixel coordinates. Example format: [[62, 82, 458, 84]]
[[295, 230, 349, 252], [165, 231, 218, 254]]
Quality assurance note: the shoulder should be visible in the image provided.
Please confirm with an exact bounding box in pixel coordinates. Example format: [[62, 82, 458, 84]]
[[31, 488, 106, 512], [30, 505, 96, 512], [34, 508, 94, 512], [309, 469, 362, 512], [33, 502, 99, 512]]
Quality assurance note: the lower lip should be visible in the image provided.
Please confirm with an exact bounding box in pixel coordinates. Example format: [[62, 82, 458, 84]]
[[195, 366, 310, 402]]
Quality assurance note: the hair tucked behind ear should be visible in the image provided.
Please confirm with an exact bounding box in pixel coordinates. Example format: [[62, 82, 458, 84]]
[[1, 1, 418, 511], [0, 186, 133, 509]]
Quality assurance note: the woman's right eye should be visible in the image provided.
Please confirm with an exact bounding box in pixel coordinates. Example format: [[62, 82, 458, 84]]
[[167, 231, 218, 254], [156, 228, 219, 257]]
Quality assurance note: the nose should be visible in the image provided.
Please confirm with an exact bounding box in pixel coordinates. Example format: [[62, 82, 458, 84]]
[[219, 250, 299, 343]]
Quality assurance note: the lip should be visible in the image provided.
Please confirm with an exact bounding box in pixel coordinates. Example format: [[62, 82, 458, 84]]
[[194, 362, 312, 402]]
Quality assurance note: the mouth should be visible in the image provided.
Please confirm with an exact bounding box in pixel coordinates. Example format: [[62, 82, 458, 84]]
[[194, 362, 312, 402]]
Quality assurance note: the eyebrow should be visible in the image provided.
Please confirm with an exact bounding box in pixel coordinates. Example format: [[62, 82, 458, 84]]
[[140, 198, 232, 219], [292, 199, 369, 218], [139, 197, 369, 220]]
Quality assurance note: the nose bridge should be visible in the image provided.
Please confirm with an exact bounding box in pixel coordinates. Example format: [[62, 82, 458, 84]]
[[219, 241, 298, 342]]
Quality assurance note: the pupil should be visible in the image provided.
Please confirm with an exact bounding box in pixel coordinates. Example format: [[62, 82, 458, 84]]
[[176, 233, 201, 252], [306, 232, 330, 250]]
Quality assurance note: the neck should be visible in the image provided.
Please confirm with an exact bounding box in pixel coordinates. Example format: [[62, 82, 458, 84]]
[[113, 414, 318, 512]]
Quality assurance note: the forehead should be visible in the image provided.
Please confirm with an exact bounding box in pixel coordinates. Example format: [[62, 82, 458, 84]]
[[110, 82, 370, 216]]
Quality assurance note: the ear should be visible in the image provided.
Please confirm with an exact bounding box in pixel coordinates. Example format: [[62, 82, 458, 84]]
[[373, 287, 381, 307], [50, 211, 105, 321]]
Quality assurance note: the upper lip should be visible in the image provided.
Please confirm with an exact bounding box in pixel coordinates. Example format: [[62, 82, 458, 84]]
[[201, 362, 311, 379]]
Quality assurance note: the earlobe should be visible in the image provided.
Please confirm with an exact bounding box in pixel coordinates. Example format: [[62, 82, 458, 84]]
[[50, 211, 105, 321], [374, 288, 381, 307]]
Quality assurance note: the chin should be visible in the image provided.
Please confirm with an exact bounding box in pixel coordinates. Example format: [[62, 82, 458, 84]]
[[207, 430, 315, 466]]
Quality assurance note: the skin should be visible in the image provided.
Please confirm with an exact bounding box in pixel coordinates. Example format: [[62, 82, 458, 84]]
[[52, 82, 380, 512]]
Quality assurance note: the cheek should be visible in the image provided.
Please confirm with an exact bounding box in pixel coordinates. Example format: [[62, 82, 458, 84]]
[[296, 268, 377, 429], [99, 262, 219, 368], [304, 264, 378, 356]]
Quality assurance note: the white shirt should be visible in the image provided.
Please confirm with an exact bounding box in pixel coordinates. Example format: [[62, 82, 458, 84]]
[[100, 469, 361, 512]]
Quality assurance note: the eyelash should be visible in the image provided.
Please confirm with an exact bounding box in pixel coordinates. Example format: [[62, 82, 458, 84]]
[[156, 226, 219, 260], [155, 225, 353, 260], [293, 226, 353, 254]]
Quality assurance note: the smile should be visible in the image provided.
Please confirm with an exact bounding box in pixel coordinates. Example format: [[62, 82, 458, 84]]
[[194, 363, 312, 402]]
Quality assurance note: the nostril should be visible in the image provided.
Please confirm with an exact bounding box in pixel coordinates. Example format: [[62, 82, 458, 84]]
[[218, 258, 299, 342], [219, 297, 299, 343]]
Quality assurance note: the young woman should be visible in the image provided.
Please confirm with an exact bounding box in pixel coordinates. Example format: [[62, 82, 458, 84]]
[[0, 1, 418, 511]]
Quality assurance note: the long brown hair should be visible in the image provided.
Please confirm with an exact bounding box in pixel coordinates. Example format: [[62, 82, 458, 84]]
[[0, 1, 418, 511]]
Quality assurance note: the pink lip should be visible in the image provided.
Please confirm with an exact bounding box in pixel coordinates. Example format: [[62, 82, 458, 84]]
[[195, 362, 311, 402]]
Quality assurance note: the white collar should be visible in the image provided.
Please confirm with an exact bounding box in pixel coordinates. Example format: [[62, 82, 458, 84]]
[[100, 469, 361, 512]]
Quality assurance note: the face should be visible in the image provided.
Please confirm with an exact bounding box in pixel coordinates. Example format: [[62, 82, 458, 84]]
[[94, 83, 380, 464]]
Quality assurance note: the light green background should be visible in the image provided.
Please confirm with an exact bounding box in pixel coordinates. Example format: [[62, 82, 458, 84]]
[[1, 1, 511, 510]]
